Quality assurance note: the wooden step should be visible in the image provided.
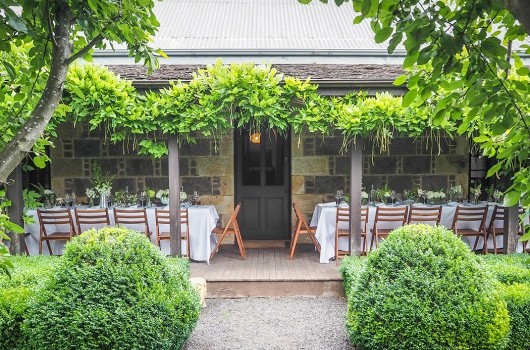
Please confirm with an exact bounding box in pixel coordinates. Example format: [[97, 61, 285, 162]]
[[206, 280, 344, 298]]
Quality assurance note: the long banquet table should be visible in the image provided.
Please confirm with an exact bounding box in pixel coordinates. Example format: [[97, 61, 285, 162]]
[[24, 205, 219, 263], [310, 202, 526, 264]]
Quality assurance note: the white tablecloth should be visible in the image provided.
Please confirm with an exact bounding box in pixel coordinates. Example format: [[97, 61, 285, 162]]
[[310, 202, 524, 264], [24, 205, 219, 263]]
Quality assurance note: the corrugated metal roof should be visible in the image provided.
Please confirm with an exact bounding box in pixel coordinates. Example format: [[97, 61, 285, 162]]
[[149, 0, 386, 51]]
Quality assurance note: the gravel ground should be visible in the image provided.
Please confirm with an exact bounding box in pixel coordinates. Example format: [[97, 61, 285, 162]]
[[183, 296, 354, 350]]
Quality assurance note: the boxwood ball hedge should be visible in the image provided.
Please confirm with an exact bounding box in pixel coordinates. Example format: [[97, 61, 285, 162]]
[[347, 224, 509, 350], [20, 227, 200, 350]]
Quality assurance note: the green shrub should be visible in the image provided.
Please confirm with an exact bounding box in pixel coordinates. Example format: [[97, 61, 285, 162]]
[[480, 254, 530, 285], [0, 256, 58, 349], [500, 283, 530, 350], [20, 227, 200, 350], [339, 256, 366, 298], [347, 224, 509, 350]]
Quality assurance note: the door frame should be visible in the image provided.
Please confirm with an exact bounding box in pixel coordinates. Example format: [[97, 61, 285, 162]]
[[234, 127, 291, 240]]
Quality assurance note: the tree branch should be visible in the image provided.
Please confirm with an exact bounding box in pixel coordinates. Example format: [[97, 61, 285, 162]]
[[0, 0, 72, 183], [66, 16, 120, 65], [66, 33, 103, 65]]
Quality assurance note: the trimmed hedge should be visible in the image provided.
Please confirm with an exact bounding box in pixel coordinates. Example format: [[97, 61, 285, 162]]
[[346, 224, 509, 350], [0, 227, 200, 350], [480, 254, 530, 285], [500, 283, 530, 350], [0, 256, 59, 349]]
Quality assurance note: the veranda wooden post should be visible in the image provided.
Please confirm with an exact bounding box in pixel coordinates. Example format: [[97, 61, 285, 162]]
[[503, 205, 519, 254], [350, 139, 363, 256], [7, 165, 24, 254], [168, 135, 182, 257]]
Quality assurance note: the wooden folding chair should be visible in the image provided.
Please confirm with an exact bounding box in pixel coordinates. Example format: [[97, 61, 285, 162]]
[[210, 203, 246, 260], [370, 206, 408, 250], [74, 208, 110, 234], [487, 206, 526, 254], [37, 209, 76, 255], [407, 206, 442, 226], [155, 208, 190, 257], [113, 208, 150, 238], [288, 202, 320, 259], [451, 205, 488, 253]]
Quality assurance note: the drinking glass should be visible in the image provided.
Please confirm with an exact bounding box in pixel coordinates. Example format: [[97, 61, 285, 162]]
[[390, 190, 396, 206], [421, 191, 428, 205], [335, 190, 343, 207]]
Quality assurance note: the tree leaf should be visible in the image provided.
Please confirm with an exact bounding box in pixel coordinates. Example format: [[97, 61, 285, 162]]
[[393, 74, 408, 86], [375, 27, 393, 43], [503, 191, 521, 207]]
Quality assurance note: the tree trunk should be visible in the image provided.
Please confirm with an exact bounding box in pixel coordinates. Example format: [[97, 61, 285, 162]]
[[503, 0, 530, 35], [0, 1, 72, 183]]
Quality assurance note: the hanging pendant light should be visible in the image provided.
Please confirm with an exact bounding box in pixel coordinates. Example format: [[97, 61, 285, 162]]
[[249, 132, 261, 144]]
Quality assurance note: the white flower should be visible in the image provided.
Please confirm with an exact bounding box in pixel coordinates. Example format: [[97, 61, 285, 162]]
[[85, 188, 97, 199], [361, 191, 368, 199], [180, 191, 187, 201], [43, 189, 55, 195], [156, 189, 169, 199], [449, 185, 463, 195], [427, 190, 446, 199], [384, 191, 391, 198], [95, 181, 112, 196]]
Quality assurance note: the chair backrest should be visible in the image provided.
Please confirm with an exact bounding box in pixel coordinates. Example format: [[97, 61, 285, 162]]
[[451, 205, 487, 231], [37, 209, 75, 236], [113, 208, 150, 236], [407, 206, 442, 226], [155, 208, 189, 225], [292, 202, 310, 227], [488, 205, 505, 231], [361, 206, 368, 233], [74, 208, 110, 234], [335, 206, 368, 234], [225, 203, 242, 228], [373, 206, 408, 228]]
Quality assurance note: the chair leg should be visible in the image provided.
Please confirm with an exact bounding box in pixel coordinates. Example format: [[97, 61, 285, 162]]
[[210, 228, 228, 260], [46, 240, 53, 255], [289, 221, 302, 259], [39, 239, 42, 255], [483, 233, 487, 254], [370, 232, 375, 251], [492, 231, 497, 254], [233, 220, 246, 259]]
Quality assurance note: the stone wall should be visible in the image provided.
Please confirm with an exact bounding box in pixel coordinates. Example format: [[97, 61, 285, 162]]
[[291, 131, 469, 224], [50, 123, 235, 227], [51, 123, 469, 243]]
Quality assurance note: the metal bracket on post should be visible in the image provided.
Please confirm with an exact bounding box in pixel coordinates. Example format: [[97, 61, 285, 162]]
[[350, 138, 363, 257], [168, 135, 182, 257]]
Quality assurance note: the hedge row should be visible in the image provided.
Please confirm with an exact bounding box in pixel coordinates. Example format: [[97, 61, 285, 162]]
[[0, 227, 200, 350], [340, 225, 530, 350]]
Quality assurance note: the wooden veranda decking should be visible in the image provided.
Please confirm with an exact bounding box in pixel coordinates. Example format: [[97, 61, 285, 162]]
[[190, 244, 344, 298]]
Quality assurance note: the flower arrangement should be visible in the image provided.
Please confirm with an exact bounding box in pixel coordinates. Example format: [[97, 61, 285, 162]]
[[449, 185, 463, 197], [403, 189, 416, 200], [156, 189, 169, 199], [361, 191, 368, 199], [493, 189, 503, 203], [426, 190, 446, 200], [91, 161, 114, 196], [85, 188, 97, 200]]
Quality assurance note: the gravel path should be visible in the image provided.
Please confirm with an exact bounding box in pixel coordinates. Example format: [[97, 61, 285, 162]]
[[184, 296, 353, 350]]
